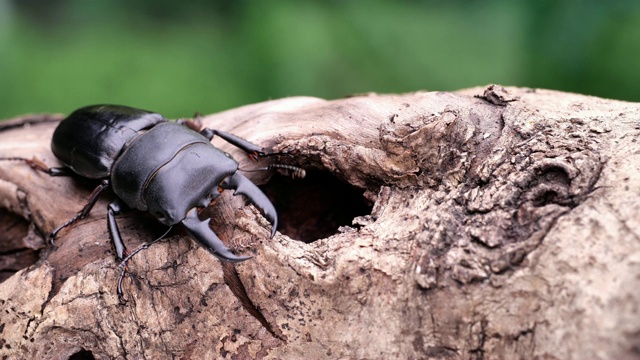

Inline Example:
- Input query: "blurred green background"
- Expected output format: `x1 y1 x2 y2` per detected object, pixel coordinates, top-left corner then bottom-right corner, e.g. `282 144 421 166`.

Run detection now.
1 0 639 119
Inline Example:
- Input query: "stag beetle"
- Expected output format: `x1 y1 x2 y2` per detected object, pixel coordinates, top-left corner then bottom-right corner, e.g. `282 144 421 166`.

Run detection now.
2 105 302 289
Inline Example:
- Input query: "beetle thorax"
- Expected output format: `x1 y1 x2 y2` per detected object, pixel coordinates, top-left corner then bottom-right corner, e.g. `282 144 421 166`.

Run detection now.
110 122 239 225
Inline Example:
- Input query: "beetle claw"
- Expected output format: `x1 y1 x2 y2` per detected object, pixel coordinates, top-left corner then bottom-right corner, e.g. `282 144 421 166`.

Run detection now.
182 209 251 263
223 172 278 238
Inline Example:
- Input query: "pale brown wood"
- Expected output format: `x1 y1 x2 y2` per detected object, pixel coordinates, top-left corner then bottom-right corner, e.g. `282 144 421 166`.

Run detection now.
1 86 639 359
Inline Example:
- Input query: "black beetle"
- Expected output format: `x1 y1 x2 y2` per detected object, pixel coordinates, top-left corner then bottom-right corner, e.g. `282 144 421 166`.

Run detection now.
3 104 301 268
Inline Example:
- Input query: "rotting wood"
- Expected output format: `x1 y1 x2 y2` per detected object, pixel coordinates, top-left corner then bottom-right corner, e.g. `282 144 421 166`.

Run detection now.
0 86 639 359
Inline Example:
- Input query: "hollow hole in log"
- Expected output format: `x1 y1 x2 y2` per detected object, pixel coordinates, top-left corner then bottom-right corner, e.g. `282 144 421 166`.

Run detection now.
261 169 373 243
68 348 95 360
0 209 39 284
532 189 559 207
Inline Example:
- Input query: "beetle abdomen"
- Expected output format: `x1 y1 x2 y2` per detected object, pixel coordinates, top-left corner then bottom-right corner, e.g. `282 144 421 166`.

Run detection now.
51 105 166 178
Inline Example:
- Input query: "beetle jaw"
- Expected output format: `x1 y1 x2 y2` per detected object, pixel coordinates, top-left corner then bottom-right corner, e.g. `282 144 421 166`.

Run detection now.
221 172 278 238
182 208 251 263
181 172 278 263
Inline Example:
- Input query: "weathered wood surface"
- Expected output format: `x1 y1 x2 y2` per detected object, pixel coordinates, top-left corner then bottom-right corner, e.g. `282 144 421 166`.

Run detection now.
0 86 639 359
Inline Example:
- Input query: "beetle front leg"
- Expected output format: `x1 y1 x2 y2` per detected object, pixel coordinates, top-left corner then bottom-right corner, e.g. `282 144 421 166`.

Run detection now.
181 208 251 263
176 120 268 157
108 200 128 259
199 128 269 159
117 226 172 304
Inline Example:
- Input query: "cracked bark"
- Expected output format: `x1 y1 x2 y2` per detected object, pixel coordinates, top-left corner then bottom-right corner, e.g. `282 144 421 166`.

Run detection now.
1 86 639 359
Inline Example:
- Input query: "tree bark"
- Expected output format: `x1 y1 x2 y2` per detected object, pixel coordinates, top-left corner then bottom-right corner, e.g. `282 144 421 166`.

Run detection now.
0 86 639 359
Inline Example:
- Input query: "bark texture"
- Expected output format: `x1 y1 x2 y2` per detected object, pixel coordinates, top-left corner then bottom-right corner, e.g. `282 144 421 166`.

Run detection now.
0 86 639 359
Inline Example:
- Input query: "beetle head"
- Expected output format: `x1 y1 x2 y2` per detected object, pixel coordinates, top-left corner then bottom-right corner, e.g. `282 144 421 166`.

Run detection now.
179 172 278 262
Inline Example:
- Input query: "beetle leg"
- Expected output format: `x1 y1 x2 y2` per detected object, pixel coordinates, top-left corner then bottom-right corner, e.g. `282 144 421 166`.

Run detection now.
117 226 172 304
199 128 268 158
176 117 202 132
182 208 251 263
240 164 306 179
0 156 70 176
222 172 278 238
108 199 128 259
50 179 110 245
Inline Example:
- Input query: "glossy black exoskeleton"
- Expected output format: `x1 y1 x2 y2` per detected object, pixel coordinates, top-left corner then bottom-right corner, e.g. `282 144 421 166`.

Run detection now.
0 104 305 294
46 104 283 265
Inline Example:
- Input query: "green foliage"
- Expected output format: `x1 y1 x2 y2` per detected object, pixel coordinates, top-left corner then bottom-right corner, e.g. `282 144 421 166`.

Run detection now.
1 0 639 119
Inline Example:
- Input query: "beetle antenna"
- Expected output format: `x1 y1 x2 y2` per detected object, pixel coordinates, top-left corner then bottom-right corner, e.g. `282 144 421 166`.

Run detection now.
117 226 173 304
240 164 306 179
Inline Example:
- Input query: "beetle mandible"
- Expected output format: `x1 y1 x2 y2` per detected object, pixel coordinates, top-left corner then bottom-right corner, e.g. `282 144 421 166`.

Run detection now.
3 104 300 267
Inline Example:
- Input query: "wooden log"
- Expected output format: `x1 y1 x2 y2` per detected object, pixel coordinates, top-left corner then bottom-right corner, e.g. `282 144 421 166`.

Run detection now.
0 86 639 359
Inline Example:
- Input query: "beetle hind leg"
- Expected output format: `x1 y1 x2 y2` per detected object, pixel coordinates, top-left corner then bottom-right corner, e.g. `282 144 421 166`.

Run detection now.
50 179 110 245
182 208 251 263
0 156 71 176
